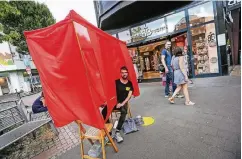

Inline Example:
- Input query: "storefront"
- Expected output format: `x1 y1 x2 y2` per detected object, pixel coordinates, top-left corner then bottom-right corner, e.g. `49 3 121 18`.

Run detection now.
111 1 227 80
224 0 241 67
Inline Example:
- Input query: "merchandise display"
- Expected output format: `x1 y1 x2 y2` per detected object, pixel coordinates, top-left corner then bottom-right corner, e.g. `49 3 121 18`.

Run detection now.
194 37 210 74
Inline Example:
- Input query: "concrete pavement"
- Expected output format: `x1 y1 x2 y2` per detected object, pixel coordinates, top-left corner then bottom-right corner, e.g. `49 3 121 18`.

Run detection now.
58 76 241 159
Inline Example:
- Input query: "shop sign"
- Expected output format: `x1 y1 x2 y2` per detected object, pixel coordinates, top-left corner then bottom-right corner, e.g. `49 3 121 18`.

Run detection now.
23 55 31 67
227 0 240 6
227 0 241 10
131 19 167 42
210 57 218 63
131 26 167 40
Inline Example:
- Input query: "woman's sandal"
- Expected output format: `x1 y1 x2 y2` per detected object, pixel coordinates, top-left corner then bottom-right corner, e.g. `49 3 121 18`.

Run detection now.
185 101 195 106
168 97 175 104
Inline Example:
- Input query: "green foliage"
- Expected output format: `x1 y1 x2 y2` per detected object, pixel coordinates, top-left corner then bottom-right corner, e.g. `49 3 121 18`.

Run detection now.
0 1 56 53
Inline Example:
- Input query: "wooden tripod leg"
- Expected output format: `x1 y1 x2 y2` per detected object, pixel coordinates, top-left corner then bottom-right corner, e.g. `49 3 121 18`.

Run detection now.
128 108 132 118
76 121 94 145
101 133 106 159
104 128 118 153
128 103 132 118
80 135 85 158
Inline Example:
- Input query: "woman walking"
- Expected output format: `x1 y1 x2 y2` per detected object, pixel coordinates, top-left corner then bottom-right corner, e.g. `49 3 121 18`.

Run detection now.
168 47 195 106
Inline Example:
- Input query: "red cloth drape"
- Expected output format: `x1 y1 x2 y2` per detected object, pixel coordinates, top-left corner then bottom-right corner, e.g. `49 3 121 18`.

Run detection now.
24 10 140 129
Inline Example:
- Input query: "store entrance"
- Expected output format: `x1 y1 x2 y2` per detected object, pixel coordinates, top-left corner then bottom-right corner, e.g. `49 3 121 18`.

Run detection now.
138 41 166 79
170 33 193 77
128 32 190 80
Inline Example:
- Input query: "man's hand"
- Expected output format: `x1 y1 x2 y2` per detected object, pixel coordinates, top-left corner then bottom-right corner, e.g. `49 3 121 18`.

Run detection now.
41 97 46 107
116 103 124 108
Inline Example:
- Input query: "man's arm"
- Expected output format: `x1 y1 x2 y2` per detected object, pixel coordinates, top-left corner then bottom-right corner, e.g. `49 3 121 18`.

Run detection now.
117 91 132 108
161 50 169 73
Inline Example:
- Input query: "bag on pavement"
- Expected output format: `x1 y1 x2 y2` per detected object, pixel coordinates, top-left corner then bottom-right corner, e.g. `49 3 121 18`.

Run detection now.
134 115 144 126
122 118 139 135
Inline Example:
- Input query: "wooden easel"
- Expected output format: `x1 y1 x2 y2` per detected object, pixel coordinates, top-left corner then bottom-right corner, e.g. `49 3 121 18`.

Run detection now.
111 102 132 123
75 120 118 159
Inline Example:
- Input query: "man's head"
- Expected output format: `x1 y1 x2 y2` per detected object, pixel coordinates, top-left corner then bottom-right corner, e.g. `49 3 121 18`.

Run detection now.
165 41 171 50
120 66 129 80
41 92 44 97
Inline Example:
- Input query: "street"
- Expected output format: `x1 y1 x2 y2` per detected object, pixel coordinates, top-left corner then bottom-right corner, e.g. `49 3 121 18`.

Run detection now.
54 76 240 159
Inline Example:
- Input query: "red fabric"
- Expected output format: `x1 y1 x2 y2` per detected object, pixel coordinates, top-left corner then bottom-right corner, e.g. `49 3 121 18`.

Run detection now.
24 10 140 129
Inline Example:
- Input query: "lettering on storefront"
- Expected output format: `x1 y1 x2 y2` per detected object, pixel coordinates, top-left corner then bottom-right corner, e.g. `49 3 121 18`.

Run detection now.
207 32 216 47
227 0 240 6
131 25 167 42
227 0 241 10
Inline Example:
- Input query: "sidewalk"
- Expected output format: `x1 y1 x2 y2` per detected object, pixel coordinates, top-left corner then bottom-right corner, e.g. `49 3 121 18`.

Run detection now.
57 76 241 159
5 76 240 159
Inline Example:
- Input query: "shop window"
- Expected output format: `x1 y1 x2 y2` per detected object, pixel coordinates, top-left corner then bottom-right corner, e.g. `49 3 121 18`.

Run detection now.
188 2 214 27
191 23 219 75
118 30 132 44
166 11 186 33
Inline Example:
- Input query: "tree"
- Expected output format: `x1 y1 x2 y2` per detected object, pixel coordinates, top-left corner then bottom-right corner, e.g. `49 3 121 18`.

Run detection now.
0 1 56 53
0 1 20 43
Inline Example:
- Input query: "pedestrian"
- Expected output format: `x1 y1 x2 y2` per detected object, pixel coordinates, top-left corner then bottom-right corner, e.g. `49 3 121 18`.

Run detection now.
168 47 195 105
171 54 184 98
161 41 176 97
101 66 134 143
32 92 48 113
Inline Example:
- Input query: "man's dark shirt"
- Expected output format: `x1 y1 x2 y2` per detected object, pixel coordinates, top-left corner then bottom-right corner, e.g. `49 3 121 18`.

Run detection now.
116 79 134 103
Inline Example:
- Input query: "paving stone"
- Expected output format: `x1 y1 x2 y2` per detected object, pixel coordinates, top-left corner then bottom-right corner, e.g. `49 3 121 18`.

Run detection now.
14 76 240 159
203 134 226 148
218 129 239 142
224 140 238 154
200 125 218 136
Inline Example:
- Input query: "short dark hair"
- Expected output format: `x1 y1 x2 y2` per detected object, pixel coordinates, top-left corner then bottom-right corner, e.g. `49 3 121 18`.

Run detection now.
41 92 44 97
120 66 128 72
174 47 183 57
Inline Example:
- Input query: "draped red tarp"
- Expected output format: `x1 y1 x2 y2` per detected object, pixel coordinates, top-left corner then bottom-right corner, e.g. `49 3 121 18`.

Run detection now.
24 10 140 129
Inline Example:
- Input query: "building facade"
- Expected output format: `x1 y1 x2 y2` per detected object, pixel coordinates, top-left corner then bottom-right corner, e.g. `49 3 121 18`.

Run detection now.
0 42 40 95
224 0 241 69
94 1 240 80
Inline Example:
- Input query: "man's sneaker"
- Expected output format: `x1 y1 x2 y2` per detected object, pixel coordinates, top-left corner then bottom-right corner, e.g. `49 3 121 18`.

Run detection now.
177 94 185 98
104 136 110 145
115 132 123 143
165 95 169 98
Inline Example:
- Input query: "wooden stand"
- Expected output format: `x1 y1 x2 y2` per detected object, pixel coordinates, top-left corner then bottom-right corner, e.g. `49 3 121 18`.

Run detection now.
76 121 118 159
111 103 132 123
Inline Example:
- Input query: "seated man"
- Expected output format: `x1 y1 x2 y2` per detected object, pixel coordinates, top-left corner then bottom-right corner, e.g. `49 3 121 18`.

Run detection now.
102 66 133 143
32 92 48 114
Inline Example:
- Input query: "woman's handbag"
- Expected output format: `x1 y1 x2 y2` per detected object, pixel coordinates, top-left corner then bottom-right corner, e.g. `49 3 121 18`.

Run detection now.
158 64 165 73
